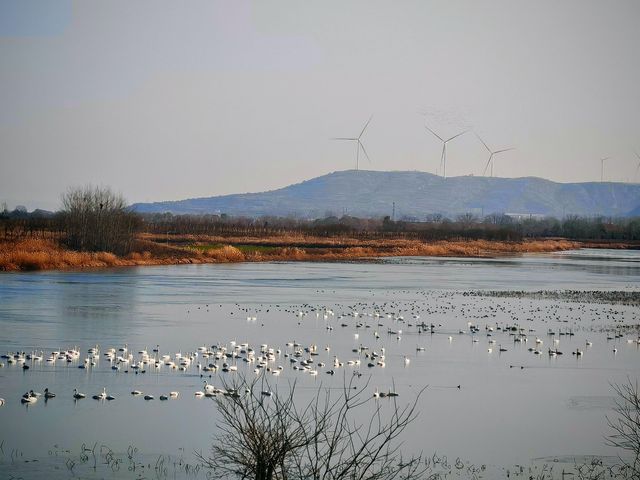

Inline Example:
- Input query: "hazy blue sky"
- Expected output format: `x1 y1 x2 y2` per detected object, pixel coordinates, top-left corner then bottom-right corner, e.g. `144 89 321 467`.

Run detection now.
1 0 640 210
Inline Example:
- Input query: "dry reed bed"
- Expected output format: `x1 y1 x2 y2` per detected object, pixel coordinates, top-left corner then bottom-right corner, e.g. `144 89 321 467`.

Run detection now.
0 237 583 272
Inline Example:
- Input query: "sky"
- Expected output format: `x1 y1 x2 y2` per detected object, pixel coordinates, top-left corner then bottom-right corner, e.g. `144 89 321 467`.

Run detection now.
1 0 640 211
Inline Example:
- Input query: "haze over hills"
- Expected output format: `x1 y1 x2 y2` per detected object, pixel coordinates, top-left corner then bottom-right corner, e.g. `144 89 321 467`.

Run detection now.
132 170 640 219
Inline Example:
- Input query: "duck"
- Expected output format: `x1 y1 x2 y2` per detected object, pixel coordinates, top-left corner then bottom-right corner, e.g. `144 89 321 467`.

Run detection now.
21 394 37 404
44 388 56 399
21 390 38 403
373 387 387 398
92 387 107 400
73 388 86 399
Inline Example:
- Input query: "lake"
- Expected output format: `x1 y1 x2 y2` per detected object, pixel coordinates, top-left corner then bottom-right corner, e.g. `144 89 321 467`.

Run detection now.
0 249 639 478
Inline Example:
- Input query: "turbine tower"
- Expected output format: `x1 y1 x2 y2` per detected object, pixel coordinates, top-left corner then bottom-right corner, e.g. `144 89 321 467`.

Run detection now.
331 115 373 171
424 125 468 178
600 157 610 182
475 133 515 177
634 151 640 183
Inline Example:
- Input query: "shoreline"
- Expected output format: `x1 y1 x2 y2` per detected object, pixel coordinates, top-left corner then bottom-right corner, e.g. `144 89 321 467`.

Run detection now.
0 236 635 272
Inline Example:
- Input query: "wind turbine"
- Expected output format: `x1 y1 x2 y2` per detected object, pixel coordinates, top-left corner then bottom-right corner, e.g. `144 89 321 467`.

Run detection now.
600 157 610 182
331 115 373 171
474 133 515 177
424 125 468 178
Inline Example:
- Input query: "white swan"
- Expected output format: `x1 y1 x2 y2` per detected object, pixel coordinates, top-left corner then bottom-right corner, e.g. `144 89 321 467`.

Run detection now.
203 381 215 394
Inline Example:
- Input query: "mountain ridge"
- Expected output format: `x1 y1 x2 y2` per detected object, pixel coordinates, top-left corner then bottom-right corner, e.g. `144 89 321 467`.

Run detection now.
132 170 640 219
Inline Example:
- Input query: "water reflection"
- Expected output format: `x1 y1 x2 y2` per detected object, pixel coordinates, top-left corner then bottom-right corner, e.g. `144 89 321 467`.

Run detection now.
0 250 638 473
56 272 140 344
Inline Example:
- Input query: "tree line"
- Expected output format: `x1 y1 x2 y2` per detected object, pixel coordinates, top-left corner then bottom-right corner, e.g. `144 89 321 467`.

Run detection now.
2 188 640 251
120 211 640 242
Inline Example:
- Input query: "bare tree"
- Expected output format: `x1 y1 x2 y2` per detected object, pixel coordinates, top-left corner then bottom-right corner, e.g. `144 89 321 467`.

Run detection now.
455 213 477 228
59 185 140 254
197 375 426 480
606 377 640 477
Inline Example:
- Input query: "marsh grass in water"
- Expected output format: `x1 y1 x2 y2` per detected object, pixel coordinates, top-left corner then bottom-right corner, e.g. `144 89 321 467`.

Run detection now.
0 439 636 480
0 440 205 480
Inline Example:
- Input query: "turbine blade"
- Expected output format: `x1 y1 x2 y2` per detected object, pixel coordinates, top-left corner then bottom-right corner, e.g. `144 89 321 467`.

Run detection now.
446 130 469 142
634 150 640 160
493 147 515 155
482 156 492 176
424 125 444 142
474 132 492 154
359 140 371 163
331 137 357 141
358 115 374 139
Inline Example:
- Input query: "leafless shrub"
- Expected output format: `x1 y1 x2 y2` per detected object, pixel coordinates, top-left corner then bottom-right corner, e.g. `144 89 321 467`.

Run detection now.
606 378 640 477
197 375 427 480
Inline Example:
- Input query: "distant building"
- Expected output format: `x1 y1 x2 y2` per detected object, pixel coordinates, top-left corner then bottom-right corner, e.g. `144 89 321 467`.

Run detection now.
504 212 546 221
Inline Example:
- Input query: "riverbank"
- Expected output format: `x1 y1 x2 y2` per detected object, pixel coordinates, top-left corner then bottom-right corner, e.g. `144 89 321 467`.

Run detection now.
0 235 629 272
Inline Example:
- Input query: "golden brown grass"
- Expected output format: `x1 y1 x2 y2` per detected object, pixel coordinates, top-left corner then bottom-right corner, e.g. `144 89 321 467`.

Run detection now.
0 235 592 272
0 238 121 271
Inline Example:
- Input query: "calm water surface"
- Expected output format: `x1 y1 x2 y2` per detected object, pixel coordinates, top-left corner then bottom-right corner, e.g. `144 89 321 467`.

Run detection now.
0 249 639 477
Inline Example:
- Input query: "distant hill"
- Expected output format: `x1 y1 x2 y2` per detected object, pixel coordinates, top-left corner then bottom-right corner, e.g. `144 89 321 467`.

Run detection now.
132 170 640 219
